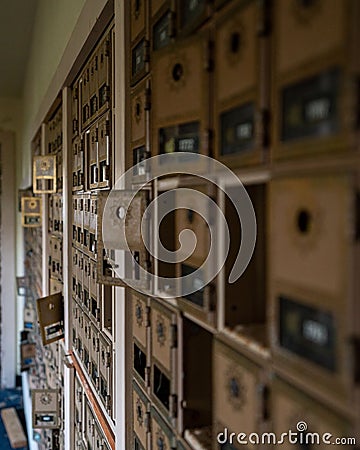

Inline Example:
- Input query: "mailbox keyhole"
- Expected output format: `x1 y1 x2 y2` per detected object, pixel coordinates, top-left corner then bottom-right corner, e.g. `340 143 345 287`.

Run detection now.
230 31 241 54
135 102 141 117
135 0 141 13
297 209 312 234
230 377 240 398
172 63 183 82
137 404 142 421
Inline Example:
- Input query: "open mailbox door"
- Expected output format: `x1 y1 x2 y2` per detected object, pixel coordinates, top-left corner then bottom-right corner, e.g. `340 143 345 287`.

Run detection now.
36 292 64 345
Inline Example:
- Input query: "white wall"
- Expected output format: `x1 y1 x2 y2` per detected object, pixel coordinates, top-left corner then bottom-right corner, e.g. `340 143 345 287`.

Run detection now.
20 0 86 189
0 131 16 388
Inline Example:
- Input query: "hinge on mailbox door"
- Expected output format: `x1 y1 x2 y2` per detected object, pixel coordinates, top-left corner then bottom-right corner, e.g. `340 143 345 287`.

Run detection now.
144 40 150 63
204 39 214 72
260 384 270 421
170 394 178 418
171 324 178 348
145 412 151 433
105 39 111 57
257 0 272 37
106 395 112 411
261 108 270 148
145 366 150 387
169 9 176 38
144 87 151 111
106 351 111 368
355 192 360 241
352 337 360 383
145 306 151 327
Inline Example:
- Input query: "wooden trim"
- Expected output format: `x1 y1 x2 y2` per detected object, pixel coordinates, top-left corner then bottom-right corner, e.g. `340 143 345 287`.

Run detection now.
71 351 115 450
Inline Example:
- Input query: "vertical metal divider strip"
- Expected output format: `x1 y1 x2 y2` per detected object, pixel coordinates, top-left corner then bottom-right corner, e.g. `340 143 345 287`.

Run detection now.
62 86 75 450
114 0 127 449
41 123 49 297
217 179 225 332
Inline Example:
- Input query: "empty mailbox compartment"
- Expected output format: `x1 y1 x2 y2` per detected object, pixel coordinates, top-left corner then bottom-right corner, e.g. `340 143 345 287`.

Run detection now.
223 182 267 347
181 317 212 446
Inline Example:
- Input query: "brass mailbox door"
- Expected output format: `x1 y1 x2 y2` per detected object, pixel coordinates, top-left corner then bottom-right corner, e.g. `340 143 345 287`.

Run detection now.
152 31 211 171
272 378 352 449
133 382 150 450
151 302 174 374
36 293 64 345
32 389 60 429
81 68 90 131
269 173 356 404
274 0 346 77
150 407 175 450
132 292 148 350
214 0 264 167
97 112 111 188
97 31 112 115
131 0 147 44
213 340 262 441
88 123 99 190
99 333 113 414
130 77 150 169
72 81 79 138
85 400 95 449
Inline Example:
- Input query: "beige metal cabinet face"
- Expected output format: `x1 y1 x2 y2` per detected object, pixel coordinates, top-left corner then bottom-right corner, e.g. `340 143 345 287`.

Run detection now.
89 259 98 299
88 123 99 189
274 0 346 75
97 32 112 115
97 112 111 188
73 136 84 191
131 0 147 44
272 378 351 450
72 82 79 138
90 323 100 390
85 400 95 450
82 313 92 372
81 69 90 130
49 278 63 296
213 340 263 443
99 333 112 414
270 173 356 405
133 382 150 450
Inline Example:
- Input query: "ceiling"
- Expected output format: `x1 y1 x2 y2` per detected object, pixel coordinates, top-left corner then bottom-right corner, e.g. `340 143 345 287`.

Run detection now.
0 0 38 97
